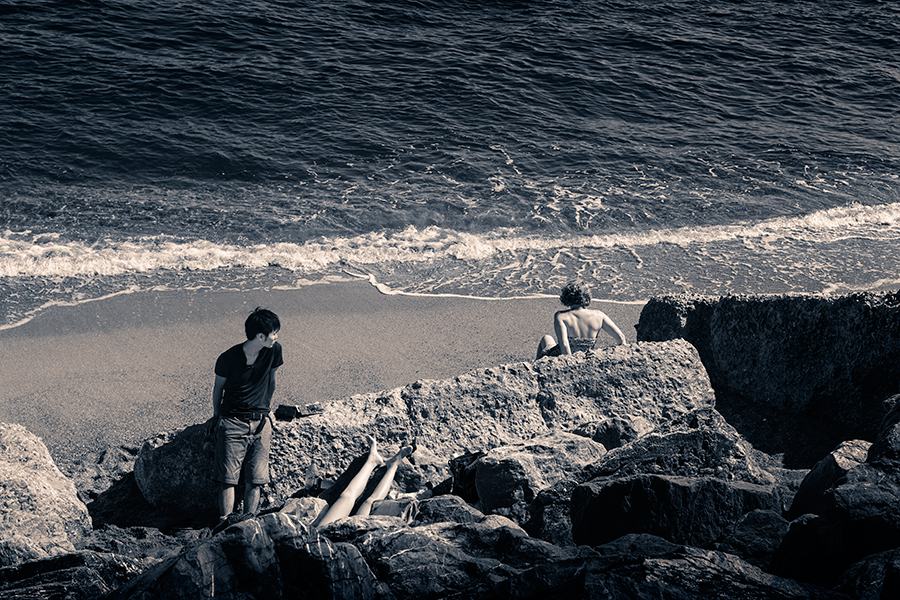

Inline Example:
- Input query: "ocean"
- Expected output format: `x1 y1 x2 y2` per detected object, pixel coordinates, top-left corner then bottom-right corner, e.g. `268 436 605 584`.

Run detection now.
2 0 899 329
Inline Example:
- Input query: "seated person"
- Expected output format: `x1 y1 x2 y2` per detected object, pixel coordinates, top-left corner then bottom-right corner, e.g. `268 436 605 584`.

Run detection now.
536 280 626 360
314 436 416 528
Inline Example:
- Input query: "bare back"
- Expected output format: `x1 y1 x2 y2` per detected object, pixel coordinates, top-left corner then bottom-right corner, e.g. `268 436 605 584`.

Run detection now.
554 306 626 353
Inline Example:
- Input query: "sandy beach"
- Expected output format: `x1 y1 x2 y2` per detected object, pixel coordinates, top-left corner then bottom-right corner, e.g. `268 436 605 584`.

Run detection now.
0 280 644 471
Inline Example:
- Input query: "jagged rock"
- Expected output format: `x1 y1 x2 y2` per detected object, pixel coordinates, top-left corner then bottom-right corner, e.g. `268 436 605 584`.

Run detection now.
589 536 850 600
867 394 900 469
132 422 218 524
472 431 606 524
107 512 390 600
714 509 791 570
414 495 486 526
571 416 649 450
63 445 140 504
103 507 847 600
352 520 579 599
571 474 782 548
834 548 900 600
636 292 900 466
523 479 577 546
0 550 146 600
0 423 93 567
786 439 871 520
772 398 900 587
80 525 199 564
582 407 780 488
133 340 714 521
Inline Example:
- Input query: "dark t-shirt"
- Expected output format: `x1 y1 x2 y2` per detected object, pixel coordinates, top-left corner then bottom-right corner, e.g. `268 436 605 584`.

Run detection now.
215 342 284 416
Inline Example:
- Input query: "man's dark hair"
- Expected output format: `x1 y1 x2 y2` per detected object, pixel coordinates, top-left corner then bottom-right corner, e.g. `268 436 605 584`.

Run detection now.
245 307 281 339
559 281 591 307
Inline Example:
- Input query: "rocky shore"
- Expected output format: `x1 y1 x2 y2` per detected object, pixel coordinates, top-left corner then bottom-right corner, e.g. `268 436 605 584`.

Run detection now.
3 291 900 599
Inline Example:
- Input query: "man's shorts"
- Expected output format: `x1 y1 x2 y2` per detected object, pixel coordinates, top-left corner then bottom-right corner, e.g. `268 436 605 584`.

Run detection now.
212 415 272 486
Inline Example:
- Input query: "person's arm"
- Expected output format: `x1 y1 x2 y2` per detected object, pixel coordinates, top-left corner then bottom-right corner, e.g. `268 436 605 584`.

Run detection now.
554 313 572 355
212 375 227 418
601 315 627 345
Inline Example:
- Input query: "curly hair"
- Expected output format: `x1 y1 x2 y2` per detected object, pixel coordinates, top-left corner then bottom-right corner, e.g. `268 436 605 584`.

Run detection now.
559 281 591 307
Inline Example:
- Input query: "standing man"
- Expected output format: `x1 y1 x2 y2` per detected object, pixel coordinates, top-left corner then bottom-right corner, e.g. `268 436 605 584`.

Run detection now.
211 307 283 526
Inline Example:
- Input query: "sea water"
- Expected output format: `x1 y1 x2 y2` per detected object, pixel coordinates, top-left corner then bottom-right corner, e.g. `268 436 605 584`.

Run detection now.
2 0 899 328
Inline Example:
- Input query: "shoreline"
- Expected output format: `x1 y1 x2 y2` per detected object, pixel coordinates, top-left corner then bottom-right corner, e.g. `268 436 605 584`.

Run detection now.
0 280 645 471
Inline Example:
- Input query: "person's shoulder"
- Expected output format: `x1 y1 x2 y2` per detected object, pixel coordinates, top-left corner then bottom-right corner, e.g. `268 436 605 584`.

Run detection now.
220 343 244 356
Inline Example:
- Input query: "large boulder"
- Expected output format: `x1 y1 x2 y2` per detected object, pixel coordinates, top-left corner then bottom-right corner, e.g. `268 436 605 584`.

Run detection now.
133 340 715 521
636 292 900 466
525 406 799 551
472 431 606 523
0 422 93 567
132 422 218 523
0 550 146 600
571 474 782 548
785 439 871 520
714 509 791 570
834 548 900 600
589 534 848 600
582 407 780 488
772 396 900 587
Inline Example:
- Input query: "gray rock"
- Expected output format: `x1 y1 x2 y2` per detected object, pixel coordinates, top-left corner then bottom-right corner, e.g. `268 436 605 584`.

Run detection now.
134 340 715 521
107 513 391 600
0 422 93 567
414 495 486 526
772 400 900 587
636 292 900 466
593 542 849 600
571 474 782 548
834 548 900 600
0 550 146 600
472 431 606 524
714 509 791 570
132 421 218 521
867 394 900 469
583 408 779 487
523 479 577 547
786 439 871 520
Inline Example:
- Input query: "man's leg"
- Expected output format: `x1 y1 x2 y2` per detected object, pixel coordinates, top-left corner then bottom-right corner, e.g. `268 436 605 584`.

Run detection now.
244 484 262 515
242 416 272 516
214 417 249 520
219 484 236 518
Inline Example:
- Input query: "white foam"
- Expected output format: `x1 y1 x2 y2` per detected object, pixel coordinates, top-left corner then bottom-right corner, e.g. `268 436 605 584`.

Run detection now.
3 201 900 280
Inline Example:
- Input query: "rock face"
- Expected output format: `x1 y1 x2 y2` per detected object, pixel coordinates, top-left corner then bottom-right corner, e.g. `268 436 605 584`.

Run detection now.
472 431 606 522
773 395 900 587
134 340 715 522
572 474 782 548
635 292 900 466
785 439 871 520
132 422 218 523
106 500 843 600
0 423 93 567
0 550 146 600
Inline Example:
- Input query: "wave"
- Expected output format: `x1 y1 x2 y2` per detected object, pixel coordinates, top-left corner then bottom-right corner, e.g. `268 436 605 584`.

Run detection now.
3 202 900 280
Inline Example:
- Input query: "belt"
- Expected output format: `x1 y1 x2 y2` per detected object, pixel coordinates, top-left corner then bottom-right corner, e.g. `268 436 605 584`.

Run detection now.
223 412 269 422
